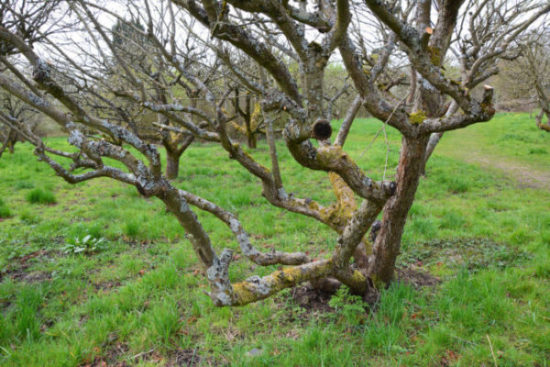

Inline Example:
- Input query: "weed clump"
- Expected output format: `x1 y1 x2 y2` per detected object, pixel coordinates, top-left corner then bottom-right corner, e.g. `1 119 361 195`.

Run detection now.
62 233 108 255
0 198 11 218
26 188 57 204
124 220 140 239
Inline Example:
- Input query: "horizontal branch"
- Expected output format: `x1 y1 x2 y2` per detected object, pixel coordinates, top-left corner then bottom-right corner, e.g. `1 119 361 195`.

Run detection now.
179 189 310 266
209 259 333 306
419 85 495 133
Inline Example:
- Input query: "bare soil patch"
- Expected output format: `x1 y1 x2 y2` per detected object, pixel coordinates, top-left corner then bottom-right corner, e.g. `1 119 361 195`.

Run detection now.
0 249 51 283
396 267 441 289
167 349 202 366
469 155 550 190
291 284 336 313
291 267 440 312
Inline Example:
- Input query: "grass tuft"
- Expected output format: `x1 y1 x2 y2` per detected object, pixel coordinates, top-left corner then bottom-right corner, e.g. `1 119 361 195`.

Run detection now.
123 220 140 239
26 188 57 205
0 198 11 218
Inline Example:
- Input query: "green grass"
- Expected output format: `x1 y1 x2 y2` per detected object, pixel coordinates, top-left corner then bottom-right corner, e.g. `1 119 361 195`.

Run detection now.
0 112 549 366
0 198 11 218
25 188 57 205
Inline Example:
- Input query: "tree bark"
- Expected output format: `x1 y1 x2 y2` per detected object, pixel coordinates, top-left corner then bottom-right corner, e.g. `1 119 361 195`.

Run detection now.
0 139 7 158
246 124 257 149
537 110 550 132
234 88 257 148
244 94 257 148
371 135 430 284
164 146 182 179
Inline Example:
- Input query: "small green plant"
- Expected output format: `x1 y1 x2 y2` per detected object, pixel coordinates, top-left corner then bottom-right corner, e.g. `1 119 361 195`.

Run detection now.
329 287 367 325
62 234 108 255
26 188 57 204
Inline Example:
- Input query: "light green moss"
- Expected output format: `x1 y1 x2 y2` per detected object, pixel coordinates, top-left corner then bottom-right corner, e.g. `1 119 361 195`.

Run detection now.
409 111 427 125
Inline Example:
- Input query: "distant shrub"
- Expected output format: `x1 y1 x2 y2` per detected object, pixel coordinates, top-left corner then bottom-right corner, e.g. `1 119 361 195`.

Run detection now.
26 188 56 204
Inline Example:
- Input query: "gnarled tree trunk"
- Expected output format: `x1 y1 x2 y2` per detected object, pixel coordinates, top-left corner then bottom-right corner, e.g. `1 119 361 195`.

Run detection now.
370 135 430 284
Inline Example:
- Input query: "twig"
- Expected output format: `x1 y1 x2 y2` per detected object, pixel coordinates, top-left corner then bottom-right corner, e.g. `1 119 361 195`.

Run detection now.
132 348 155 360
359 95 408 180
486 334 498 367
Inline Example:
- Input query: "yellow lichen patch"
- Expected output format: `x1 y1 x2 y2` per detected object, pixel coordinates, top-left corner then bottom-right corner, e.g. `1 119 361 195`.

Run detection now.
363 239 373 256
230 121 247 135
231 283 258 305
319 204 345 230
316 173 357 231
337 269 369 292
271 267 301 284
349 269 367 284
409 110 427 125
307 200 320 211
250 102 262 131
168 131 179 142
329 173 355 207
428 46 442 66
328 172 357 224
231 261 334 305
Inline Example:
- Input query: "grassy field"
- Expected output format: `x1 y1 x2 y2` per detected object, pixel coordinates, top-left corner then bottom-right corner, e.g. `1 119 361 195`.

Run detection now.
0 112 549 366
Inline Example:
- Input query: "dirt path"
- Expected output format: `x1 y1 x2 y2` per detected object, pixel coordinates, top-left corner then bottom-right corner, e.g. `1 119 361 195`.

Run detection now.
436 132 550 191
463 154 550 190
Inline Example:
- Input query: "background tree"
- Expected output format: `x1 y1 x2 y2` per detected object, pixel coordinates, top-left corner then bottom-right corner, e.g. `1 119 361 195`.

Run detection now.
417 0 550 170
52 3 222 179
0 0 64 56
0 0 65 158
0 83 38 158
523 31 550 131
